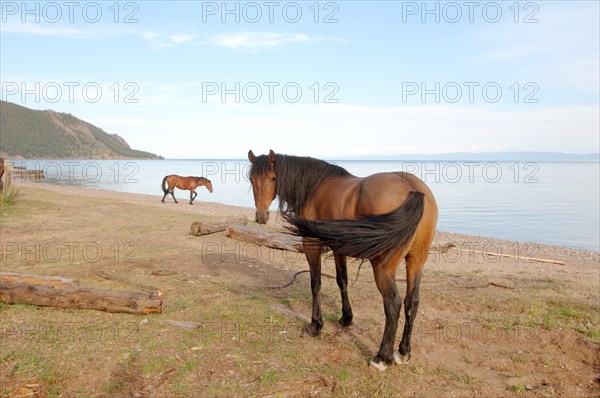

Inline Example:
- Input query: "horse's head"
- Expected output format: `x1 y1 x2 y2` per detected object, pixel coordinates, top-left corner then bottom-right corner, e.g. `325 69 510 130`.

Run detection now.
205 179 213 193
248 149 277 224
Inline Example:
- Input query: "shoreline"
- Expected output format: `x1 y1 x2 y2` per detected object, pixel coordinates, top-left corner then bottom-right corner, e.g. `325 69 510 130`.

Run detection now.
9 179 600 261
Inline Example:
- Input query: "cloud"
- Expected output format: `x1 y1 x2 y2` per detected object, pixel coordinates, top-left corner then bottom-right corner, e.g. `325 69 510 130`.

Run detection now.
1 20 197 49
138 31 199 48
169 34 197 44
1 19 343 53
208 31 345 51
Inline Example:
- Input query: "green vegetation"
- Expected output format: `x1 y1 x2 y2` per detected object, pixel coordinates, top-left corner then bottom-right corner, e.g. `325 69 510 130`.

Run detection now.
0 175 19 206
0 101 162 159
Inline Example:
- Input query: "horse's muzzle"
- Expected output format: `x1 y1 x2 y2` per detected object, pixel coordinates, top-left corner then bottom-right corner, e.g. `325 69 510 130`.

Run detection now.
255 211 269 224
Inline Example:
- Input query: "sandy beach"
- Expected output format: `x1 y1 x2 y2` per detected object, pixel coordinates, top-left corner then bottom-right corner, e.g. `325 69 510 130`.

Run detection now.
1 179 598 397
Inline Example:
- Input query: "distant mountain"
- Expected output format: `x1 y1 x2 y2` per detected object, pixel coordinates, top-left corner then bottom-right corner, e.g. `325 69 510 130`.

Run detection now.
0 101 162 159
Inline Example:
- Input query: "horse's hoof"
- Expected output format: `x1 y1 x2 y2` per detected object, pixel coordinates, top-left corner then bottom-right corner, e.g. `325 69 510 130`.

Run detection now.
369 358 388 372
338 315 353 327
303 322 322 337
394 351 410 365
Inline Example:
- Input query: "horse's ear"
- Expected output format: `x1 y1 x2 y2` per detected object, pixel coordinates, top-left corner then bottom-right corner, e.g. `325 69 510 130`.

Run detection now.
268 150 276 165
248 150 256 163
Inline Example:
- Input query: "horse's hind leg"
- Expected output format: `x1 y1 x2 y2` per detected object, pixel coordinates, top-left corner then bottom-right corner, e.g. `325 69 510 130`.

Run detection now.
369 255 402 371
334 253 353 327
170 189 178 203
395 249 427 365
303 239 324 337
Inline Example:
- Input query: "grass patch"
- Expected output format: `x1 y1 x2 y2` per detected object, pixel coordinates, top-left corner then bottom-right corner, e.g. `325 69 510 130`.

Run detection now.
511 384 527 393
143 358 171 376
323 312 342 323
184 359 199 372
356 377 402 398
2 350 62 394
521 300 599 338
259 368 281 386
170 381 191 395
337 366 351 382
472 298 600 343
0 179 19 206
172 297 194 310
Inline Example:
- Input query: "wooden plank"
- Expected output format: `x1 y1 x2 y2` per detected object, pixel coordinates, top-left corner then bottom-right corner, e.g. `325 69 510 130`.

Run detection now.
226 225 304 253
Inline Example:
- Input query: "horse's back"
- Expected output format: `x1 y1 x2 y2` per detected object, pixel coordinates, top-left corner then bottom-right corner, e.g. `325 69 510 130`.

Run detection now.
354 172 430 212
309 171 437 221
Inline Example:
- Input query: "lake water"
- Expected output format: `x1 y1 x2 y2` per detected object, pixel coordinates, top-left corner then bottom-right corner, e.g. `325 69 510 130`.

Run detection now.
12 159 600 252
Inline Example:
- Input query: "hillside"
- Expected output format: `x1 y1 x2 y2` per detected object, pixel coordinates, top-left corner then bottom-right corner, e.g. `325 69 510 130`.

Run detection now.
0 101 162 159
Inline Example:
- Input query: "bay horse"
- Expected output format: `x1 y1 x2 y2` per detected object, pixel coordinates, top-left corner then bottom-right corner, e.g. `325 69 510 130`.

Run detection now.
161 175 213 204
248 150 438 371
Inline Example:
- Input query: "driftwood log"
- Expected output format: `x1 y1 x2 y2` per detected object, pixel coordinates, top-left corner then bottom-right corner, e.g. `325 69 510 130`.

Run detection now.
190 215 249 236
225 225 303 252
0 272 163 315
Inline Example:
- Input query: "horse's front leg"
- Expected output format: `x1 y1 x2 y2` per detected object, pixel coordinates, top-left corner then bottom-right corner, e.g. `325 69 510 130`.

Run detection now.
189 190 197 205
303 238 323 337
170 189 178 203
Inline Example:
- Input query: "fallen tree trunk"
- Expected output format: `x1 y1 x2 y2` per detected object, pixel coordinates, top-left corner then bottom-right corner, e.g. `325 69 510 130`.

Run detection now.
226 225 303 252
190 215 249 236
0 273 163 315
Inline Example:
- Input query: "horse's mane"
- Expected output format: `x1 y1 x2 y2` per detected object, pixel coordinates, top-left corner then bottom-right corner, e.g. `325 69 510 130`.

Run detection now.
250 154 352 215
197 176 210 181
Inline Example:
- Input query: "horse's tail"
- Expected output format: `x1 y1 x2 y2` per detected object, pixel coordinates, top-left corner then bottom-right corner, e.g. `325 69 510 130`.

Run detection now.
284 191 425 260
161 175 169 194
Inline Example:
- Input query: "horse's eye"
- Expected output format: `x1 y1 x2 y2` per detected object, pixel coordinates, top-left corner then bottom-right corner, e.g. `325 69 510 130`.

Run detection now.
271 177 276 183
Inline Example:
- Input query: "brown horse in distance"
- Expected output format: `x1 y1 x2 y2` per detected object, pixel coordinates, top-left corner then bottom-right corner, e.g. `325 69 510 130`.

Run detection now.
161 175 213 204
248 150 438 371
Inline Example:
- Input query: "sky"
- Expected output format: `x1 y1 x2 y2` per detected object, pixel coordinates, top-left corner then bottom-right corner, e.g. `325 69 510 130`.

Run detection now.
1 0 599 158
